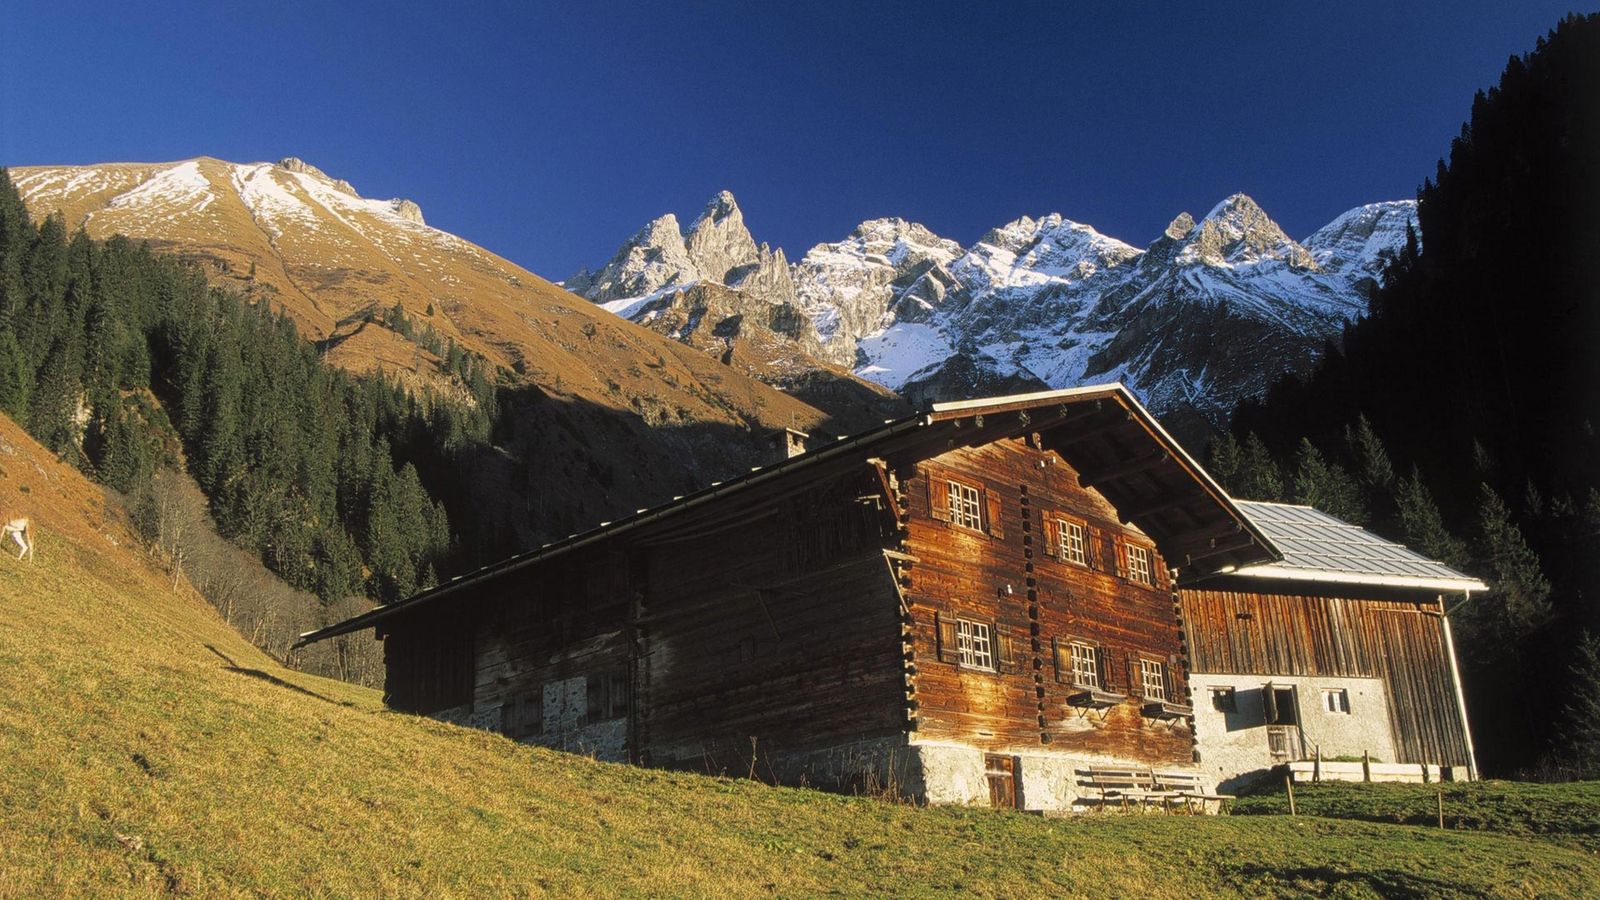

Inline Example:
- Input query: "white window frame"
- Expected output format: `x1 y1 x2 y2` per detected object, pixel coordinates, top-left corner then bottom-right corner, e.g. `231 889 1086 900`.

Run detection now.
1127 544 1154 586
1069 641 1099 688
1058 518 1087 566
1322 689 1350 714
948 481 984 531
1140 658 1168 701
956 618 995 671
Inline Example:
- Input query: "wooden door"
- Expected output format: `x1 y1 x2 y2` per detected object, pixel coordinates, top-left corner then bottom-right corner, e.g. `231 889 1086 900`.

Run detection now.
985 754 1017 809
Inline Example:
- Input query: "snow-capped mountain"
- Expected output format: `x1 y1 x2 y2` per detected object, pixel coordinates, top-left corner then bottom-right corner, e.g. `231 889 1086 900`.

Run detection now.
568 191 1416 437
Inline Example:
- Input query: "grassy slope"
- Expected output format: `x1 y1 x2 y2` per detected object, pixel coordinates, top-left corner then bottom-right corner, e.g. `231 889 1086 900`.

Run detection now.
0 416 1596 898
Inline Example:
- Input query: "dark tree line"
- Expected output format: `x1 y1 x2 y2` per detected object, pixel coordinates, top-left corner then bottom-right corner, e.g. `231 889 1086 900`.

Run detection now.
0 165 502 619
1222 14 1600 776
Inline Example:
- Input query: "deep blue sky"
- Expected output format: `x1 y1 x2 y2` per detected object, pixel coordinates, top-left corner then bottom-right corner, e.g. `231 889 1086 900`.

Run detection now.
2 1 1590 278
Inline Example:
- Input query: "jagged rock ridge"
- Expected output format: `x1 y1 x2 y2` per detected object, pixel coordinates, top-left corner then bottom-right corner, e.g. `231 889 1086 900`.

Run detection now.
569 192 1416 439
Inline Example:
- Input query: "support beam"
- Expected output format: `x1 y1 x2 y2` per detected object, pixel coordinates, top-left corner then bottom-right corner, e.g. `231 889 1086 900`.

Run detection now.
1118 493 1197 524
1182 532 1257 565
1053 410 1133 446
1078 449 1170 490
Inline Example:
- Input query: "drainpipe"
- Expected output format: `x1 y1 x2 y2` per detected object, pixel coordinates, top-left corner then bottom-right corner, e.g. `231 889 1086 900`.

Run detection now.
1439 591 1479 781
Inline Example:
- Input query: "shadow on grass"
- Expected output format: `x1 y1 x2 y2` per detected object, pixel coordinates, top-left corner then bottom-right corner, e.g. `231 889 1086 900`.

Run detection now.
1230 864 1499 900
205 644 353 707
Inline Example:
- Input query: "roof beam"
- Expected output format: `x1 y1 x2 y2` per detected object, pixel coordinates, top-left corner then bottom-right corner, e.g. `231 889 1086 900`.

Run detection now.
1078 449 1170 490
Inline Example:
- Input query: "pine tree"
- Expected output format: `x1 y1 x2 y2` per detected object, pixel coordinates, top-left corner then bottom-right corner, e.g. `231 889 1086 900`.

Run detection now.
1291 438 1368 524
1555 631 1600 775
1395 467 1471 572
1234 433 1284 501
0 328 30 421
1345 415 1397 527
1472 483 1553 639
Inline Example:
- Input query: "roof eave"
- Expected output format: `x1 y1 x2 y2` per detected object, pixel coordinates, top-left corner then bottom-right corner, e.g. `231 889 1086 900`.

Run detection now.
1226 564 1489 594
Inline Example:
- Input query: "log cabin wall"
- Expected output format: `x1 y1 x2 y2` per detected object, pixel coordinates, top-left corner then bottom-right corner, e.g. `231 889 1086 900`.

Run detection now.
900 436 1194 785
639 471 908 778
1179 581 1471 770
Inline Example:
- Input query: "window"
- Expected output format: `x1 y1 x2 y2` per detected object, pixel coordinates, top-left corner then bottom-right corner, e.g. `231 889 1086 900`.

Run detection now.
1210 687 1237 713
1322 689 1350 714
1058 519 1087 566
1126 544 1154 586
586 669 628 723
957 618 995 671
1140 659 1168 701
1069 641 1099 688
948 481 984 531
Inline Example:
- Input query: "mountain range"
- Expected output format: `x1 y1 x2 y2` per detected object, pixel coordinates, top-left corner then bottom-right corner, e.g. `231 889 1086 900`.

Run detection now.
12 158 904 547
564 191 1416 440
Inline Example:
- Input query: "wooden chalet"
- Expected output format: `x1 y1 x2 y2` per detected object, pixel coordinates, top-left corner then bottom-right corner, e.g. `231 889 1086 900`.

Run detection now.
1180 501 1485 790
300 384 1285 811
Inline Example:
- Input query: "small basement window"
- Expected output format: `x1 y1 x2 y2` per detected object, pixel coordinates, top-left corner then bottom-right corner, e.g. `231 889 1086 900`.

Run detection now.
948 481 984 531
957 618 995 671
1322 689 1350 714
1126 544 1154 586
586 669 629 723
1210 687 1237 713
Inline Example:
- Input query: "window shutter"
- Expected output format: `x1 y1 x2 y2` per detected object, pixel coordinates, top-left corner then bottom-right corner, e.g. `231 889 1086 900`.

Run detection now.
986 492 1005 539
928 471 952 523
935 612 958 663
1086 526 1102 570
1127 651 1144 699
1153 551 1170 590
1164 661 1179 703
1052 636 1067 682
1041 513 1060 558
1262 682 1278 723
1097 645 1113 691
1113 535 1129 579
996 624 1019 674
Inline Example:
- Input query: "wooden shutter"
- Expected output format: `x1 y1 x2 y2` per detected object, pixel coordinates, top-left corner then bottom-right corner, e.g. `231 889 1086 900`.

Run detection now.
986 491 1004 539
1127 651 1144 699
1163 659 1179 703
1153 550 1170 590
1096 645 1114 691
1086 526 1102 570
996 624 1019 674
935 612 958 663
928 470 952 523
1052 636 1068 682
1113 535 1129 579
1262 682 1278 723
1041 512 1060 558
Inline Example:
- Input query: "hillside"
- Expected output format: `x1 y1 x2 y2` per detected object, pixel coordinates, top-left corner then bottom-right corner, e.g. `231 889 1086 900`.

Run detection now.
1 411 1595 897
10 158 904 554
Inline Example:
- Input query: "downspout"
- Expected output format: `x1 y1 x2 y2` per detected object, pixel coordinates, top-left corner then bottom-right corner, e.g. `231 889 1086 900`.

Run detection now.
1439 590 1480 780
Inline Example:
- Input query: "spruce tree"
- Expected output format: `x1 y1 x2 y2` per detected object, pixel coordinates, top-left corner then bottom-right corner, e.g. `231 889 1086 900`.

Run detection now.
1235 433 1285 502
1472 483 1553 639
1291 438 1368 524
1556 631 1600 775
1395 467 1471 572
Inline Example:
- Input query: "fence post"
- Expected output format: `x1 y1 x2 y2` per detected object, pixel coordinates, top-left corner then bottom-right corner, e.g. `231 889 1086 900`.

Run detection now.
1362 750 1371 783
1313 746 1321 783
1285 775 1296 817
1437 790 1445 829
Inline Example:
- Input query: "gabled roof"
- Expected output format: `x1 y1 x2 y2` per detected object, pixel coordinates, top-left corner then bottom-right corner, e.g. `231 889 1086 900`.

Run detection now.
296 383 1279 647
1226 500 1487 593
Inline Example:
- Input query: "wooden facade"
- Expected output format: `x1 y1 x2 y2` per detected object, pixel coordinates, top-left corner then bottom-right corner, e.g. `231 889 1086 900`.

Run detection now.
1178 578 1476 785
316 386 1482 810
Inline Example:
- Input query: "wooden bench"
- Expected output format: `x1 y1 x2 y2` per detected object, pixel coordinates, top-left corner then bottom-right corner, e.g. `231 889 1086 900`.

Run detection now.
1150 770 1235 813
1075 767 1179 811
1075 767 1235 813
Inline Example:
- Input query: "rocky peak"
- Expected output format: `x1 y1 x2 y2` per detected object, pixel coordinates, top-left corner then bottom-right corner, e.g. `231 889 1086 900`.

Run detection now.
1186 193 1313 269
727 243 796 306
390 199 425 225
1303 200 1418 285
1164 212 1196 240
684 191 759 284
571 213 701 304
275 157 328 179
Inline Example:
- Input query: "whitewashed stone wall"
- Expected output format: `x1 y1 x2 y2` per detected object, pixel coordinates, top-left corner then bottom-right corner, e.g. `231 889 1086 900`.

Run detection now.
1189 672 1395 792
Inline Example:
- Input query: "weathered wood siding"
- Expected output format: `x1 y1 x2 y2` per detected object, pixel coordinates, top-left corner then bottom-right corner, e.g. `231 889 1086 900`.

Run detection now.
902 437 1193 767
640 474 907 771
381 604 475 715
1179 584 1471 767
